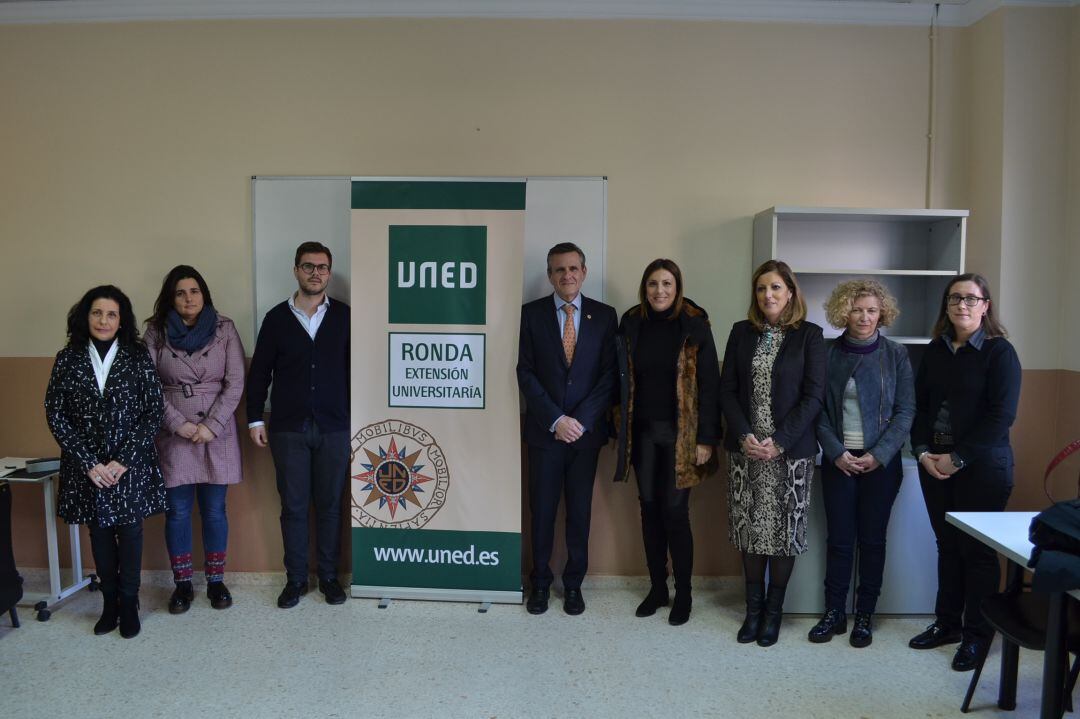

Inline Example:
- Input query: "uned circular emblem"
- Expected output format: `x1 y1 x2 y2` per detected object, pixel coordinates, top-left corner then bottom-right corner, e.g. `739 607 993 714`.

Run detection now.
351 419 450 529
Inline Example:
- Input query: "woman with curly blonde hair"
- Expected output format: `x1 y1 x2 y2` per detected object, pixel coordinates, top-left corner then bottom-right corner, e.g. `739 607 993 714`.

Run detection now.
808 279 914 648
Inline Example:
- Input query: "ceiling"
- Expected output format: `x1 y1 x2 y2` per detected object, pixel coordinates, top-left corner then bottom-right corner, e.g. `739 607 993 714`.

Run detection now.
0 0 1075 27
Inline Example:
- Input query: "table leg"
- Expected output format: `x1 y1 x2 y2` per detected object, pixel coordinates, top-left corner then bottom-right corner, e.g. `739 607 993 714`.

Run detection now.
41 475 61 602
998 561 1022 710
69 522 83 585
1041 591 1068 719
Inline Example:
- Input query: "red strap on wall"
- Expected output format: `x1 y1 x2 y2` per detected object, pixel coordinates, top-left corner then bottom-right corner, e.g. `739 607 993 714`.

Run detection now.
1045 438 1080 501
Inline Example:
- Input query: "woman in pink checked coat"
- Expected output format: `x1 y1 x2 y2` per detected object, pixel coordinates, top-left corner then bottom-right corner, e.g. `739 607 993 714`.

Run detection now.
144 265 245 615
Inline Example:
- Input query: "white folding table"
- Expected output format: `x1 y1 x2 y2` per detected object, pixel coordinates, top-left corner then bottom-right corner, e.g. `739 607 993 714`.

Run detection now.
947 511 1078 719
1 457 96 620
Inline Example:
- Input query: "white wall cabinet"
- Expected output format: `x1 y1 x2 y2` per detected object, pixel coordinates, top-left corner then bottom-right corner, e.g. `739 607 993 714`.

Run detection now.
754 206 968 615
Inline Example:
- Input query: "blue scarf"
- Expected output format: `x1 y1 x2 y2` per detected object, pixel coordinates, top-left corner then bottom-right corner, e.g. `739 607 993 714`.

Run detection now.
166 305 218 354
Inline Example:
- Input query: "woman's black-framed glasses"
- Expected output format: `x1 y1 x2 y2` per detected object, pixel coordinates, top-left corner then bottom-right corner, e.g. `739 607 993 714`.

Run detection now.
946 294 985 307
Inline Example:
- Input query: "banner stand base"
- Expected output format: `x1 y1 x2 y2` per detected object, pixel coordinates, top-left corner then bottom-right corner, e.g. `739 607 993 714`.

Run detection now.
352 585 522 605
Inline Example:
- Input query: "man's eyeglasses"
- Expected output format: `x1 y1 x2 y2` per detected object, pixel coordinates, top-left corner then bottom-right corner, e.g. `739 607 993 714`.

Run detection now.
946 294 985 307
298 262 331 275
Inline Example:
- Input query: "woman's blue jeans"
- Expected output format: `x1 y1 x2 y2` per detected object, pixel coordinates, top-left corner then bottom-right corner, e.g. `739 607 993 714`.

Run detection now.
165 484 228 583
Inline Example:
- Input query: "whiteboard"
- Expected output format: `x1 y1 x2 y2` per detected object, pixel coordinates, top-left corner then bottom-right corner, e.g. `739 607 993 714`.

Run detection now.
251 177 352 340
253 176 607 339
522 177 607 302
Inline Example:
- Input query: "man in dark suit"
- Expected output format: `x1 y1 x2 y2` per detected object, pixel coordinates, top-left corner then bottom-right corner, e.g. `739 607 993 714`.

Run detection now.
517 242 617 615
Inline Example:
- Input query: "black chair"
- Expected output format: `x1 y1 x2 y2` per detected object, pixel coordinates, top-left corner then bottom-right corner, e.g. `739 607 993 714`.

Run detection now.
0 481 24 628
962 589 1080 714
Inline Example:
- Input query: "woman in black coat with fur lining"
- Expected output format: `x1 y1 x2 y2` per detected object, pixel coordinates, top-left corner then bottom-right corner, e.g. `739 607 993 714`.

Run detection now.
614 259 721 626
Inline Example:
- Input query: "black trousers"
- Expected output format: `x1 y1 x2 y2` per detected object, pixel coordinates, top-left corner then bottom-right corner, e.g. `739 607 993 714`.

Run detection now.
632 420 692 591
821 452 902 614
269 422 350 583
919 447 1013 641
527 441 600 591
89 520 144 597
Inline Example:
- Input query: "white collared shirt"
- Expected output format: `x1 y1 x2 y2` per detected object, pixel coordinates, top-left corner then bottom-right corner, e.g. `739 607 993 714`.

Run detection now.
88 339 118 395
288 293 330 340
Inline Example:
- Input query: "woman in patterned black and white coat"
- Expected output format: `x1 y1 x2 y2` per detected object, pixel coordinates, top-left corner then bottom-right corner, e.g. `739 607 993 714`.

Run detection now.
719 260 825 647
45 285 165 638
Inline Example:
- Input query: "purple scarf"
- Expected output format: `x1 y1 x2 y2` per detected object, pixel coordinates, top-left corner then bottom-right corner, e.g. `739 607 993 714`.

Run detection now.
839 330 880 355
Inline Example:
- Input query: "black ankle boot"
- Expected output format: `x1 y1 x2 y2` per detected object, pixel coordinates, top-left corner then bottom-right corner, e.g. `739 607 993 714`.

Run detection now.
668 591 692 626
737 582 766 643
207 581 233 610
850 612 873 648
93 593 119 635
635 583 670 617
168 581 194 615
757 584 787 647
118 594 140 638
808 608 847 643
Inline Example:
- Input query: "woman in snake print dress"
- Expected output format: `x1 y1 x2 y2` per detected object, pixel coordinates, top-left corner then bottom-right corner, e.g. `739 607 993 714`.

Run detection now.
719 260 825 646
45 286 165 638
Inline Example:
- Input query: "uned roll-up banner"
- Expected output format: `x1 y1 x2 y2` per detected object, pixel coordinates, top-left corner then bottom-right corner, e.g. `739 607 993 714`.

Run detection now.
350 178 524 603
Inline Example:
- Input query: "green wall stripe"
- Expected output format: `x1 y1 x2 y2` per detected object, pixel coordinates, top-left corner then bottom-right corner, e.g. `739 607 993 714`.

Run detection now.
351 181 526 210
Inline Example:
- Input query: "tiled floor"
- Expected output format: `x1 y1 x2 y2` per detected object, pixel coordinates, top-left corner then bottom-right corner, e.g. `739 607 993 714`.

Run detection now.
0 576 1052 718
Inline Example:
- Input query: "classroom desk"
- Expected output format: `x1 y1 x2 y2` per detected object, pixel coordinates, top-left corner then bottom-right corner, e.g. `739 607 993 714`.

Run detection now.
1 457 95 621
946 511 1078 719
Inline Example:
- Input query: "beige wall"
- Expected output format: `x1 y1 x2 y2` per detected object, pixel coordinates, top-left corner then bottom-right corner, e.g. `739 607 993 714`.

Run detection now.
1000 7 1071 370
1066 7 1080 372
930 22 972 210
1 13 1075 575
0 19 936 357
964 11 1005 296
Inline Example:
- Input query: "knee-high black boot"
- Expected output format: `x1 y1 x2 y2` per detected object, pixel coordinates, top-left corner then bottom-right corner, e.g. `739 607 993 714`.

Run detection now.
118 593 140 638
93 590 119 635
667 517 693 626
115 522 143 639
635 502 670 617
757 584 788 647
89 525 120 635
737 583 766 643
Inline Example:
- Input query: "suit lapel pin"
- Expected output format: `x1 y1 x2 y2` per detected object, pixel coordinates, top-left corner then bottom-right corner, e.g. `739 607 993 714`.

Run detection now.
586 314 591 320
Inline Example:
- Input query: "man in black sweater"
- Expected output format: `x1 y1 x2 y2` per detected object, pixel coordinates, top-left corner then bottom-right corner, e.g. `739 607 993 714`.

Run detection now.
246 241 350 608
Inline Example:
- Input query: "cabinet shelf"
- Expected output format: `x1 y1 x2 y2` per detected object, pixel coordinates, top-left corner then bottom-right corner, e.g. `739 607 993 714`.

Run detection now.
756 206 959 618
753 206 968 346
793 268 958 277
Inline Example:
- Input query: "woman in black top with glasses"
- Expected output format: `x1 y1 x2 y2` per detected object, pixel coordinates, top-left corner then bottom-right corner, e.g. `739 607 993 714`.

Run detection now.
907 273 1021 672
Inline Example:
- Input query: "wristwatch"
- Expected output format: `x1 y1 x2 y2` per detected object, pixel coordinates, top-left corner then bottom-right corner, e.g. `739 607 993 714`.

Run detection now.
950 452 966 471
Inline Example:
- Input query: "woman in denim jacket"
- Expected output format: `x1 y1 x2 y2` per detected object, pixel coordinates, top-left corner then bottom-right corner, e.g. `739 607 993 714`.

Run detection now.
808 279 914 648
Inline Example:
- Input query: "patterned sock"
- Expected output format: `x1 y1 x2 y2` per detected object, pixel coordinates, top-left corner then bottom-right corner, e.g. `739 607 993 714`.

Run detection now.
170 553 193 583
205 551 226 583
